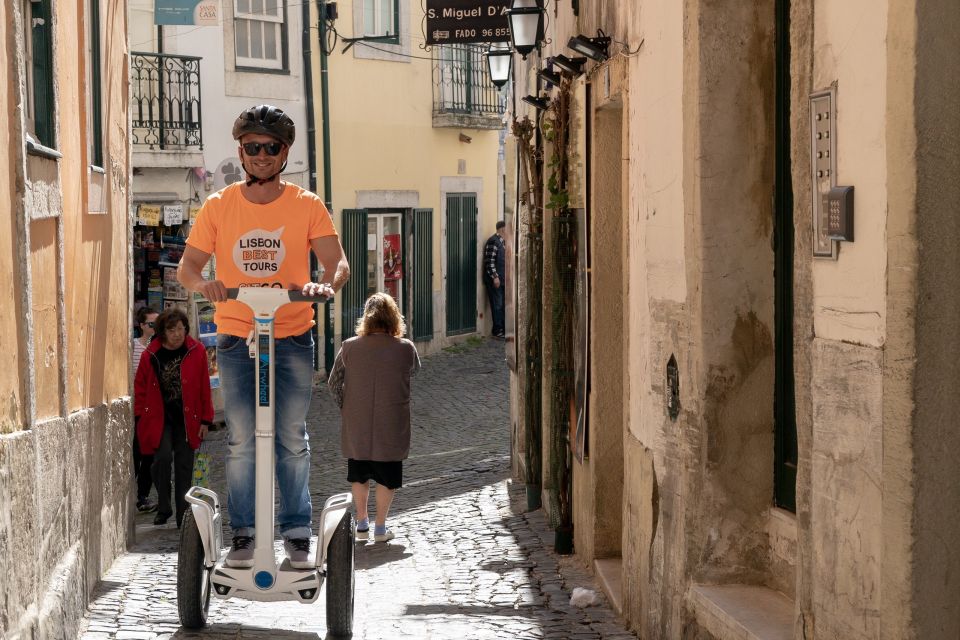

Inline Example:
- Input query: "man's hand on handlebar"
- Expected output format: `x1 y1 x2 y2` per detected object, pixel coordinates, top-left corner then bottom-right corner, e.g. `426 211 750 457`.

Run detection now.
197 279 229 302
300 282 334 300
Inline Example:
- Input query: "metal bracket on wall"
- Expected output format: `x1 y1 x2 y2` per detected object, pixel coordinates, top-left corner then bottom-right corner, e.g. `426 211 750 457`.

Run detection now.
810 85 839 259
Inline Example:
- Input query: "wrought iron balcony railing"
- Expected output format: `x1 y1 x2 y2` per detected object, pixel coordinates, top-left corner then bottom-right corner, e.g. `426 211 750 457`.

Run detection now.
131 52 203 150
432 44 505 125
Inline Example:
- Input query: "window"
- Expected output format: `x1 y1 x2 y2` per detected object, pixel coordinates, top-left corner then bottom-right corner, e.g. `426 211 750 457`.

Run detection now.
235 0 285 70
363 0 397 39
22 0 56 149
86 0 104 168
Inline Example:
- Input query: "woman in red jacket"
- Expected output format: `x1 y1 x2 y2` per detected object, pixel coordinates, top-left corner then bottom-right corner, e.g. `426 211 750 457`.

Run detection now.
134 307 213 527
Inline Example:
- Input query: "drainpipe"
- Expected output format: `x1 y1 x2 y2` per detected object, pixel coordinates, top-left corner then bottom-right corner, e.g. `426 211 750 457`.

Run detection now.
302 0 321 369
302 0 337 373
317 0 336 373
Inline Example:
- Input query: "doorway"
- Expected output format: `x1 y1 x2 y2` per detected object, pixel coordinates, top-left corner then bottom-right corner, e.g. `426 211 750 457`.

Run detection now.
445 192 478 336
774 0 797 512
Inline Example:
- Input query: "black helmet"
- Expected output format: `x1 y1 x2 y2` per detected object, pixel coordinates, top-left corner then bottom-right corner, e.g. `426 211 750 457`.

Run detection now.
232 105 295 146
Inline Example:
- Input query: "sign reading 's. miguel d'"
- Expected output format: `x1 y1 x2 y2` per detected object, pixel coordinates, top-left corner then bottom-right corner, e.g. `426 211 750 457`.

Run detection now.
425 0 511 45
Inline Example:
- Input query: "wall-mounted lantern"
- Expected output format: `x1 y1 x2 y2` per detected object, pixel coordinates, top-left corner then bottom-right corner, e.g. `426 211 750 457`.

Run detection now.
508 0 545 59
486 42 513 89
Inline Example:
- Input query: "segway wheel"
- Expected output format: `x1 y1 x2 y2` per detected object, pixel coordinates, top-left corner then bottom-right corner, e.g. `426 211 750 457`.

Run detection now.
325 511 355 638
177 509 212 629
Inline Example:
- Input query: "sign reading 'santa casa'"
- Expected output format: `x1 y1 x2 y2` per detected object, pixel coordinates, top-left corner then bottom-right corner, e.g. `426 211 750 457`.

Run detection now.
425 0 511 45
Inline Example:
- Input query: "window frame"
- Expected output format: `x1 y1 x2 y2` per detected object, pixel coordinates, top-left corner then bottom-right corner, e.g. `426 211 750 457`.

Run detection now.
362 0 399 43
23 0 57 151
233 0 287 71
86 0 104 169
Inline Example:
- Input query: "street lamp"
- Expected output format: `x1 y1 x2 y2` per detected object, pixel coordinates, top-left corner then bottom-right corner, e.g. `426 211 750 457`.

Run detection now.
508 0 545 60
485 42 513 89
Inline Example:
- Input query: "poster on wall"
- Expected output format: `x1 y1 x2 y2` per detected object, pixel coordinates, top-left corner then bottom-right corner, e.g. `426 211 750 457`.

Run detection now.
155 0 219 26
383 233 402 301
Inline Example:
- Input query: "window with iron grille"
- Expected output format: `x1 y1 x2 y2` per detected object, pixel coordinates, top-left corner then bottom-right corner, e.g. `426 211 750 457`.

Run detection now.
235 0 285 70
433 44 504 119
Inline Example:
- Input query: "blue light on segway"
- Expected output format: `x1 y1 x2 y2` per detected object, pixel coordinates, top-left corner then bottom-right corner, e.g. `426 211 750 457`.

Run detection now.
254 571 274 589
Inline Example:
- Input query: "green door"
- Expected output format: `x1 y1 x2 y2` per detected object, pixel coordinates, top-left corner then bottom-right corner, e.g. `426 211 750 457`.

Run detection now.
445 193 477 336
341 209 368 340
412 209 434 341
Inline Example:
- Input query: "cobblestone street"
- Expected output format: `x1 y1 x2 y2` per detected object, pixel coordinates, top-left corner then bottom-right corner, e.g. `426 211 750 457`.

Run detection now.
79 339 636 640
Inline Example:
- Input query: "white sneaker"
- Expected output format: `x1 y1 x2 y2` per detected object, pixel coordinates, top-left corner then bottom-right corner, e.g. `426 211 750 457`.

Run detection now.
355 522 369 541
225 536 255 568
373 529 395 543
284 538 312 569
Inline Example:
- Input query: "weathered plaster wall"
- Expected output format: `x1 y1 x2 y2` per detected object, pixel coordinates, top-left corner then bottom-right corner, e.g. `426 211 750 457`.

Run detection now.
788 0 817 635
811 1 888 348
0 0 133 636
0 402 133 638
685 0 777 586
573 82 627 562
806 1 889 636
0 5 26 436
909 0 960 635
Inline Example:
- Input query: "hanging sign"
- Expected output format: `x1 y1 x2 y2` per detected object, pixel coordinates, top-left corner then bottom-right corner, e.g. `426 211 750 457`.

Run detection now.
189 205 202 221
155 0 219 26
138 204 161 227
424 0 511 45
163 204 184 226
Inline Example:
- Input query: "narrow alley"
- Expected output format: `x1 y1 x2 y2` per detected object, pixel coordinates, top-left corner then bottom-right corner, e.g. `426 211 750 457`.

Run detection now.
78 339 635 640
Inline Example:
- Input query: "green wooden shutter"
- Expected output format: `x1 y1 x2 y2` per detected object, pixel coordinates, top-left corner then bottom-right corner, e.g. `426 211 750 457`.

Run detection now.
341 209 368 340
445 193 477 335
412 208 434 341
90 0 104 167
32 0 55 148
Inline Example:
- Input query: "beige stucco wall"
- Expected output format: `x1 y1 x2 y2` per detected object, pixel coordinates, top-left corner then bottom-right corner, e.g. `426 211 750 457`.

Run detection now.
0 0 133 636
510 1 958 638
313 0 502 347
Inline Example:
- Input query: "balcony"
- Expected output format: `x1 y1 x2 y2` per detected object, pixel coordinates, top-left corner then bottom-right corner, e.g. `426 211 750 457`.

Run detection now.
130 52 203 164
432 45 505 130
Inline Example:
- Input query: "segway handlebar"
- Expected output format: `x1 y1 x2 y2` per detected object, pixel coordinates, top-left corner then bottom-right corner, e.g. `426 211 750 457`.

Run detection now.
224 287 328 303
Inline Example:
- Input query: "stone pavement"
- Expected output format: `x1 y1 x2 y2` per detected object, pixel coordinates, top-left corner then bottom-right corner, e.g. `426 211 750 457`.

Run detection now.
79 338 637 640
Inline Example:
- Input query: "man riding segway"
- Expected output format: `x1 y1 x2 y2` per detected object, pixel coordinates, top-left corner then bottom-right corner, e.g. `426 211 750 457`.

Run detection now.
175 105 355 634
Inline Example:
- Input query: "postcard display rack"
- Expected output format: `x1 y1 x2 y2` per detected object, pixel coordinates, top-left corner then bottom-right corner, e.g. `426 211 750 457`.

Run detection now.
133 204 223 416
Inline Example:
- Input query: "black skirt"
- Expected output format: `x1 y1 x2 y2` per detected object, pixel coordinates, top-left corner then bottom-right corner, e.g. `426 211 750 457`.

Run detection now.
347 458 403 489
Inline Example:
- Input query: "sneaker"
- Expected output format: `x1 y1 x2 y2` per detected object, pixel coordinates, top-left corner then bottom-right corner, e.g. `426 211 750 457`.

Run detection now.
137 498 157 513
355 522 369 541
284 538 312 569
226 536 255 568
153 512 171 526
373 529 395 543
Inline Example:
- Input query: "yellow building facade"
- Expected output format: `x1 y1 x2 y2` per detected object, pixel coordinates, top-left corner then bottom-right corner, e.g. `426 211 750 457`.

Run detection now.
310 0 506 356
0 0 132 636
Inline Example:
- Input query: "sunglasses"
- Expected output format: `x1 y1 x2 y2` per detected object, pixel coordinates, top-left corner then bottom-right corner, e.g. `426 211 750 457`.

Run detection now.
242 141 284 157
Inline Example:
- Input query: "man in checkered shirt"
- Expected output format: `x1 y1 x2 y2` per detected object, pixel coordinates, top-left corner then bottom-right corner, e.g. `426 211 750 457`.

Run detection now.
482 220 507 338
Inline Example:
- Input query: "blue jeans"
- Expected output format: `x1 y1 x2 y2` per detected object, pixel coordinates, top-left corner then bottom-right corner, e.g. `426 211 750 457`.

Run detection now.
485 280 505 336
217 330 315 540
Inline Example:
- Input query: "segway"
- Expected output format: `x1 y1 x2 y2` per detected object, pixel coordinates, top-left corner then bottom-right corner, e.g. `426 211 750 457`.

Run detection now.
176 287 355 637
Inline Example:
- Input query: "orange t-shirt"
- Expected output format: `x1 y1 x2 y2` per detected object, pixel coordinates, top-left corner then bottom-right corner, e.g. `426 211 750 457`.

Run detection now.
186 182 338 338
